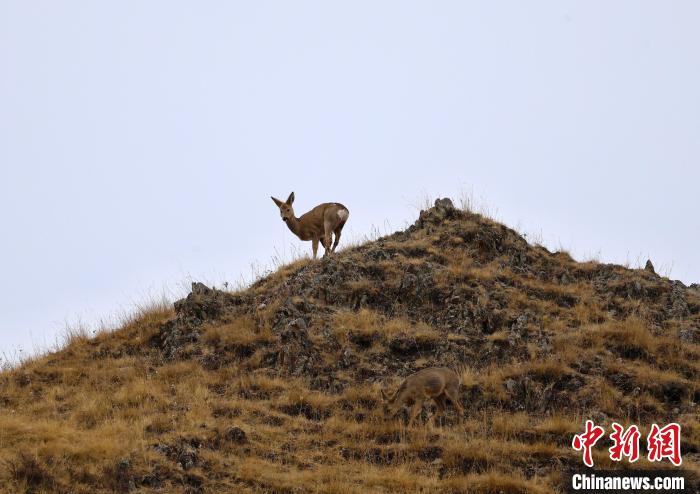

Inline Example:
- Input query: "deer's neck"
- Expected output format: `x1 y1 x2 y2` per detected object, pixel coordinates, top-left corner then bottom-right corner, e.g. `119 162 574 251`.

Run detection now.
390 383 407 406
388 390 405 415
285 216 302 237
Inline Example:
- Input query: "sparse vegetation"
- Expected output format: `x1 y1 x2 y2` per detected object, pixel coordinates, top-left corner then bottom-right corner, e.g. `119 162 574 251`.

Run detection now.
1 199 698 493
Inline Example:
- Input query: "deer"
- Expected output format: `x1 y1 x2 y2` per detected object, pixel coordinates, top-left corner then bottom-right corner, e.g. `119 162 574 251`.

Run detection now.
271 192 350 259
380 367 464 426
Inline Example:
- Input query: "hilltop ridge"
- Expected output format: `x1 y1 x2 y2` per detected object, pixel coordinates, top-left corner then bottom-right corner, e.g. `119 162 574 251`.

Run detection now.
1 199 698 493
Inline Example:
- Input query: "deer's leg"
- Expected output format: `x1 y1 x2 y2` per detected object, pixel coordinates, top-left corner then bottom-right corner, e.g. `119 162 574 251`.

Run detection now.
322 219 334 257
444 385 464 414
433 395 447 414
408 400 423 427
331 227 341 252
312 238 319 259
430 395 446 428
332 219 347 253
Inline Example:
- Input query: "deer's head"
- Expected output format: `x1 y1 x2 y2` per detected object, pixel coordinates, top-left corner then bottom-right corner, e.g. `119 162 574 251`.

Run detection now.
380 388 400 418
271 192 295 223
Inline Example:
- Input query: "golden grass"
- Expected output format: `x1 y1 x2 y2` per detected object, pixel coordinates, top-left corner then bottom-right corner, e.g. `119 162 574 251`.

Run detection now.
202 315 275 348
3 307 691 491
2 205 699 493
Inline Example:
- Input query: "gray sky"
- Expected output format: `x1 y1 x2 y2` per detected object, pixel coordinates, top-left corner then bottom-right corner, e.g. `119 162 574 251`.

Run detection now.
1 1 699 359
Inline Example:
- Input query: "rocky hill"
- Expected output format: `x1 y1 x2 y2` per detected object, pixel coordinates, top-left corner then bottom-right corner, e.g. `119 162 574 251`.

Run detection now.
1 200 699 493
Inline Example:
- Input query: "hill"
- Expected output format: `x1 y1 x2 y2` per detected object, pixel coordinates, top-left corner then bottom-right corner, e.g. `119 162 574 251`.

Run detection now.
1 199 699 493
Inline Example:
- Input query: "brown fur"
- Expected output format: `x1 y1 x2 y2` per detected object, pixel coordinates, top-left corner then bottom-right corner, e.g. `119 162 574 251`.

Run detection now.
380 367 464 426
271 192 350 258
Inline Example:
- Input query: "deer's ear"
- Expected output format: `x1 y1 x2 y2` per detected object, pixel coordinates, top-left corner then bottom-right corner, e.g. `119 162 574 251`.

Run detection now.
286 192 295 205
271 196 284 207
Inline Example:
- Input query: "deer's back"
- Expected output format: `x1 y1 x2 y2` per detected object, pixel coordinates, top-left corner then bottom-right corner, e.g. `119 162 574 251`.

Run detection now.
404 367 458 398
299 203 348 230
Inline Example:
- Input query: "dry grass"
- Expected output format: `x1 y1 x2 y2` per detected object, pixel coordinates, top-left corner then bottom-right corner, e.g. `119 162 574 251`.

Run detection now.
2 202 699 493
202 316 275 349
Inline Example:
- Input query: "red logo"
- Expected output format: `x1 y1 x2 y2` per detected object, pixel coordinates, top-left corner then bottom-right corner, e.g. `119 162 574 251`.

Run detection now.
572 420 605 467
609 422 641 462
573 421 683 467
647 423 682 466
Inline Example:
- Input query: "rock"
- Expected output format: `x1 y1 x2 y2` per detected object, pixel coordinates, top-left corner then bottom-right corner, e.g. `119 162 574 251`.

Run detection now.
418 446 443 462
151 282 244 359
386 337 418 357
280 318 308 342
397 266 437 304
191 282 210 295
399 273 418 292
110 458 135 493
153 438 201 470
667 281 690 319
510 250 529 271
510 315 529 338
140 469 165 489
199 352 224 371
150 319 199 360
224 427 247 444
179 450 197 470
660 382 686 404
469 303 502 335
290 317 308 330
633 281 643 295
644 260 656 274
365 248 392 262
15 373 31 387
434 197 454 211
505 316 528 348
338 346 359 368
275 313 322 376
679 325 699 344
433 198 455 220
408 198 463 232
272 299 312 333
348 330 377 349
174 282 243 326
310 372 346 393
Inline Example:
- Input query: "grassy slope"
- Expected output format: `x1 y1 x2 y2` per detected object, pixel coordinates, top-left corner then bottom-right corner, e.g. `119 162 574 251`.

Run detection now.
1 202 699 493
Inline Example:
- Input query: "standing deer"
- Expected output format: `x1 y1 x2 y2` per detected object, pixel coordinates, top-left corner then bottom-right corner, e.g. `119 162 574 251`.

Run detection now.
380 367 464 426
271 192 350 259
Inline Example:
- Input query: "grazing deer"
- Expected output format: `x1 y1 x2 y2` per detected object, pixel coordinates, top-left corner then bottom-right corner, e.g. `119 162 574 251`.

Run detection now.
380 367 464 426
271 192 350 259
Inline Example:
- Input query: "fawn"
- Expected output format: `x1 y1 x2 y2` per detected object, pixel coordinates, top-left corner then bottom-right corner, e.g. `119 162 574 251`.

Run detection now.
380 367 464 426
271 192 349 259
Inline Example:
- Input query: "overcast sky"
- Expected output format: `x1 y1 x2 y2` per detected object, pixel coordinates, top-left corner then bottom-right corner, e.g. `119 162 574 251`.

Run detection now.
1 1 699 360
